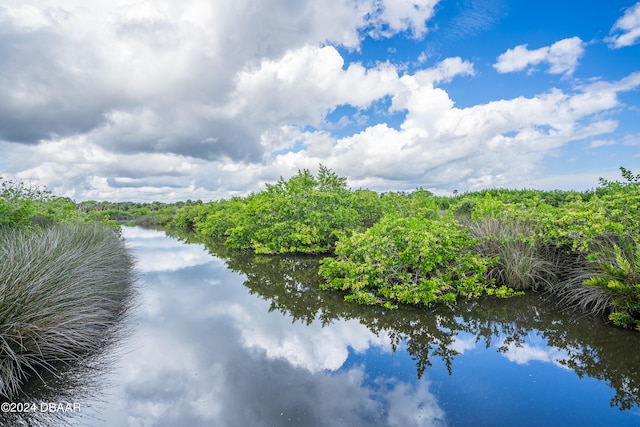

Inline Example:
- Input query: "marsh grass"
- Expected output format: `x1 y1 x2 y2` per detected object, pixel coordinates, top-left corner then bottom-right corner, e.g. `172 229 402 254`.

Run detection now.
468 217 557 291
468 216 640 328
0 223 136 399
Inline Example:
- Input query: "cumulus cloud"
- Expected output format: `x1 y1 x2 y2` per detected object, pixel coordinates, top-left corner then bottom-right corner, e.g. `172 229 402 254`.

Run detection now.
230 45 401 130
0 0 455 200
413 56 475 84
607 2 640 48
300 72 635 192
493 37 586 75
371 0 440 39
0 0 417 148
0 0 637 201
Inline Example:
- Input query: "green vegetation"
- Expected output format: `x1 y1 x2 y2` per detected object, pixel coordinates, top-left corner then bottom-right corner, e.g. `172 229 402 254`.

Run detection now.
77 200 186 227
0 178 80 227
167 166 640 331
0 224 135 399
583 237 640 329
319 215 513 308
0 177 136 399
180 165 386 254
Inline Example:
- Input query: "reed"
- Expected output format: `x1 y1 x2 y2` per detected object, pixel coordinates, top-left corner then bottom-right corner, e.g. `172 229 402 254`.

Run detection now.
0 223 136 399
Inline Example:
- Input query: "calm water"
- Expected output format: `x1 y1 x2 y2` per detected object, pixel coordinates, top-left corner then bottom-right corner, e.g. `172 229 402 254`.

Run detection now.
7 227 640 426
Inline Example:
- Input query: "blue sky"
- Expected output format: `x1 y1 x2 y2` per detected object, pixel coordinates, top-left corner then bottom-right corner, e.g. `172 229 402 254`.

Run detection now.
0 0 639 201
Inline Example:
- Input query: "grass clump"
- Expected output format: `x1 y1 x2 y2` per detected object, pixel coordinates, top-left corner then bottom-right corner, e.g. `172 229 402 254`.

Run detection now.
467 217 557 291
0 223 136 399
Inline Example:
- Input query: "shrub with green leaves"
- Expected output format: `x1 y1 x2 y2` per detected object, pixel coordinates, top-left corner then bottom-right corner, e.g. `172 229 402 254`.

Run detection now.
584 238 640 330
1 177 87 228
168 165 640 331
319 215 510 308
0 178 42 227
224 166 362 254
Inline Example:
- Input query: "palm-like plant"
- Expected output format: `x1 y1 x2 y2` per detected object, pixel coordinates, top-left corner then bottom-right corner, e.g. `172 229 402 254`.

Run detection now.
584 240 640 330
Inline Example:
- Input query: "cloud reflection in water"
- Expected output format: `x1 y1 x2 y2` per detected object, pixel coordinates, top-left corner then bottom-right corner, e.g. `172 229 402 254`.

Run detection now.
75 228 445 426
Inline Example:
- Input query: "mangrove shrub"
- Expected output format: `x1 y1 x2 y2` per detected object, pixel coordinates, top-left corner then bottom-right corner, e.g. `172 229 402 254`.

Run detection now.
319 214 513 308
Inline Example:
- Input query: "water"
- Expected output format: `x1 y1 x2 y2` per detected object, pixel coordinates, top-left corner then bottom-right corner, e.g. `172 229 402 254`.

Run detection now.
8 227 640 426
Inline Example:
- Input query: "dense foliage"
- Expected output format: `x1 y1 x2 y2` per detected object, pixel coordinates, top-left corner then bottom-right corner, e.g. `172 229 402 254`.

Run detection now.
8 167 633 331
77 200 185 227
223 166 362 254
319 214 516 308
176 166 388 254
166 166 640 331
0 178 81 227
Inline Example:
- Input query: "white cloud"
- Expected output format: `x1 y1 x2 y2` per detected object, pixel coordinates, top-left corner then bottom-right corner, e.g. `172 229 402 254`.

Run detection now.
230 45 402 127
10 70 638 201
622 133 640 146
0 4 52 30
0 0 416 149
307 73 633 192
494 44 548 74
414 56 476 84
0 0 637 201
607 2 640 48
500 336 569 369
373 0 440 38
588 139 616 149
494 37 586 75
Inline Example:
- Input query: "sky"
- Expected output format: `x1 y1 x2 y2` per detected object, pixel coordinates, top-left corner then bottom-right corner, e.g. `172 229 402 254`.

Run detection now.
1 0 639 202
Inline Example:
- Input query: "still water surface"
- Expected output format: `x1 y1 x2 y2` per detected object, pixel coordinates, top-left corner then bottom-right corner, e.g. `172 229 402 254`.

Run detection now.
11 227 640 426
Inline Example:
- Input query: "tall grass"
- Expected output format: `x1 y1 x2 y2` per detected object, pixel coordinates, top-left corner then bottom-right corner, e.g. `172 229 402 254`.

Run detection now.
469 218 638 327
468 217 557 291
0 223 136 399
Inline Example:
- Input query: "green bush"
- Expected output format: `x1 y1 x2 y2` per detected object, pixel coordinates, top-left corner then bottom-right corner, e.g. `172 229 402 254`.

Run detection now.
583 237 640 330
0 179 41 227
319 214 510 308
166 166 640 330
224 166 362 254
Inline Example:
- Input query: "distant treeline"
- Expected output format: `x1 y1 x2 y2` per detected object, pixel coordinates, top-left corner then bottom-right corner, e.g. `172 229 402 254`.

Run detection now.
74 199 200 227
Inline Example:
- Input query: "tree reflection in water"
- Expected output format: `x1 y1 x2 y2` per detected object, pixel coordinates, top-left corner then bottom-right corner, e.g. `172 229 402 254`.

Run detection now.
190 234 640 411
